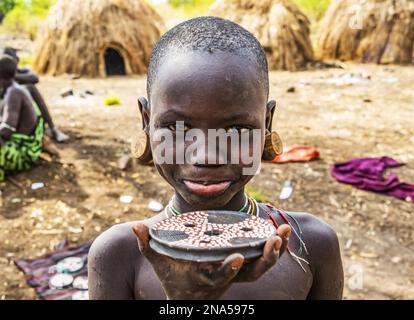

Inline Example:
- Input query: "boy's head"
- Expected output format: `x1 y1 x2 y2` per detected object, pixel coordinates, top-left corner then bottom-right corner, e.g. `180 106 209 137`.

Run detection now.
140 17 276 209
0 54 17 85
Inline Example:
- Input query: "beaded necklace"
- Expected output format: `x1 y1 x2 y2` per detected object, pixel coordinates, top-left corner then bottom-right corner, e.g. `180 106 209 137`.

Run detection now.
164 193 259 218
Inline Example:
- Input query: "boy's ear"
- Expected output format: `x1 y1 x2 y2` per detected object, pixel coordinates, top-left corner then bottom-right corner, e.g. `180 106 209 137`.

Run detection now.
265 100 276 131
138 97 150 131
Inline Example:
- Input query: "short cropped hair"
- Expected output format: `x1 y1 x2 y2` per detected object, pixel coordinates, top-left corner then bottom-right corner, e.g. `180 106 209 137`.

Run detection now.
147 16 269 99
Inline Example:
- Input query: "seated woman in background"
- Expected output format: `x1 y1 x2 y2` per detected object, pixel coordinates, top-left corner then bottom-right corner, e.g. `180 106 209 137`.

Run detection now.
0 54 44 181
2 47 69 143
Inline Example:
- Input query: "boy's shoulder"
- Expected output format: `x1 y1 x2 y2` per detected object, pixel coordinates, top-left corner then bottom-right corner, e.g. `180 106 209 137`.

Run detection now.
285 210 337 239
262 204 340 259
279 210 341 265
88 218 161 299
264 205 337 241
88 214 165 265
88 221 140 273
90 221 137 253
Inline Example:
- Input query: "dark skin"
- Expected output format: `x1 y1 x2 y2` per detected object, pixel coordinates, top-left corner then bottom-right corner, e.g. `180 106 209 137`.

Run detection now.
88 52 344 300
0 78 38 145
6 53 69 142
14 69 54 129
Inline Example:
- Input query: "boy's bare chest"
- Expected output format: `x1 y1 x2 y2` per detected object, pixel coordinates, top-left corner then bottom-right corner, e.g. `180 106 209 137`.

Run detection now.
134 254 313 300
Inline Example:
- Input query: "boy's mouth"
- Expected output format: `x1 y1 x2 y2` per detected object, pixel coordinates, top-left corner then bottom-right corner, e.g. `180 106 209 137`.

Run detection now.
182 180 232 197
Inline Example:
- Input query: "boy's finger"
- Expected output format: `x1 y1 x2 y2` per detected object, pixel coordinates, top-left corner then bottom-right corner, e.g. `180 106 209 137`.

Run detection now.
239 236 280 281
197 253 244 287
258 236 281 274
276 224 291 257
219 253 244 281
263 235 282 259
277 224 292 239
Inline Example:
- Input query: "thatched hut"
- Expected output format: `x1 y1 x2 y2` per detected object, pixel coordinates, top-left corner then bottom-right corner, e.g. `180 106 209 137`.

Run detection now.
319 0 414 64
34 0 165 77
208 0 314 71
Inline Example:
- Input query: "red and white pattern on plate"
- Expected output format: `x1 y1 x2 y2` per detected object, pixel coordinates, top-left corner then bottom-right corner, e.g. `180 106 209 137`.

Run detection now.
152 211 276 248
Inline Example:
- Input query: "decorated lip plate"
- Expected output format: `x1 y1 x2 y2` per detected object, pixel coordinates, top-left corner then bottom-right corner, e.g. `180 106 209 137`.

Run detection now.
149 211 277 262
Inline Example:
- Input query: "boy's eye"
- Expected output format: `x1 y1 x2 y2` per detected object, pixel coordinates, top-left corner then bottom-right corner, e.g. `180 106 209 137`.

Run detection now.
226 126 250 134
167 123 190 132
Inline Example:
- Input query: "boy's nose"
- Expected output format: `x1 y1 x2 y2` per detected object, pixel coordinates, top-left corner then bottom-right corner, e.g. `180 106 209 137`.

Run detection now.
186 139 228 167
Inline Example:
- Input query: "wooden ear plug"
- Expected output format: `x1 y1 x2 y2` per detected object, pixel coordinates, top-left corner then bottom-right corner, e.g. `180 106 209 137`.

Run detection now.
131 129 152 163
262 131 283 161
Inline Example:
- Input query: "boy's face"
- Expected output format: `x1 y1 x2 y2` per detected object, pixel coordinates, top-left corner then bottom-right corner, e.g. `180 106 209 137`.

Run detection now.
145 52 271 209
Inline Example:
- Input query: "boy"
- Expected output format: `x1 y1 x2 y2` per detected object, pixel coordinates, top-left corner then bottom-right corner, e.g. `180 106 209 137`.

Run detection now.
0 54 44 181
2 47 69 143
88 17 344 299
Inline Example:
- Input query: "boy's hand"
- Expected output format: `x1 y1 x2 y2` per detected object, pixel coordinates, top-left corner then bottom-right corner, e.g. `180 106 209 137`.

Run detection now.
233 224 290 282
132 223 290 300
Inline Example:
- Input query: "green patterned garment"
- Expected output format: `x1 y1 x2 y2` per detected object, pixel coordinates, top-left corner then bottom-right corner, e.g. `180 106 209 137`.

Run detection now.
0 102 44 181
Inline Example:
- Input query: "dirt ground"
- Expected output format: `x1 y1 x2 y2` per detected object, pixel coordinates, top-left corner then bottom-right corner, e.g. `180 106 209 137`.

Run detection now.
0 56 413 299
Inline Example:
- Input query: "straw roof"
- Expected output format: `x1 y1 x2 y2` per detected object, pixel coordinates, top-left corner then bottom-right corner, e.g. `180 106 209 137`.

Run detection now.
34 0 165 77
319 0 414 64
209 0 314 71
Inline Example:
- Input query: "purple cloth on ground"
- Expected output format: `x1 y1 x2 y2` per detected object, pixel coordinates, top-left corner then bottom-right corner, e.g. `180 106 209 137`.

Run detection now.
14 242 91 300
331 156 414 201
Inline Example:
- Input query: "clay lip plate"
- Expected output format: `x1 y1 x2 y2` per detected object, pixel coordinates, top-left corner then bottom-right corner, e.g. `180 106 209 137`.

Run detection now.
149 210 277 262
